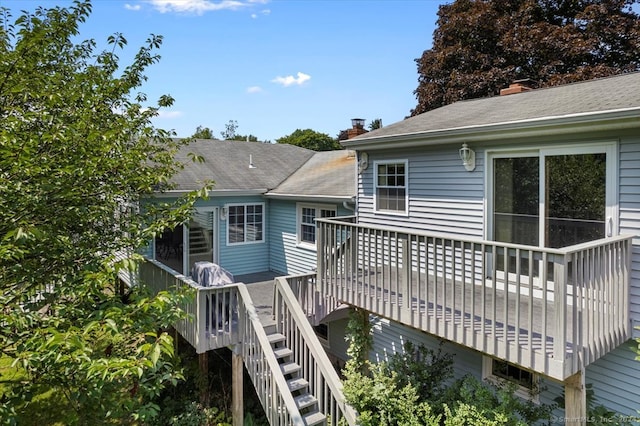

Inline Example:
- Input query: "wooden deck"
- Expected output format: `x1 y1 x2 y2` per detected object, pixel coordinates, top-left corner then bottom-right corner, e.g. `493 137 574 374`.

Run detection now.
316 216 632 381
139 260 356 425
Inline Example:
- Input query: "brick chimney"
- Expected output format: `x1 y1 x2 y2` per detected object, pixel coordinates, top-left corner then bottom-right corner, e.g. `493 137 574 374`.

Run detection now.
347 118 368 139
500 78 536 96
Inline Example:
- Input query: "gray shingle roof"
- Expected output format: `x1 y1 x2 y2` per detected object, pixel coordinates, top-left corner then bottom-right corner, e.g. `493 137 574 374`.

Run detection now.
171 139 315 191
268 150 356 199
346 72 640 143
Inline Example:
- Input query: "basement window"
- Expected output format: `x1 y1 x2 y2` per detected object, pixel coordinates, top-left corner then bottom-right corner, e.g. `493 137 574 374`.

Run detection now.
483 357 539 402
313 323 329 345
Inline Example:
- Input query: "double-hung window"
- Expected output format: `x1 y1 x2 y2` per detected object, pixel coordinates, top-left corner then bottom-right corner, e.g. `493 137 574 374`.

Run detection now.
298 204 336 247
227 203 264 245
375 160 408 214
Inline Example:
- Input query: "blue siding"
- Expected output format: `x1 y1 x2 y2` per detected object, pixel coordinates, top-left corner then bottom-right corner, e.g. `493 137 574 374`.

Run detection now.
358 146 485 237
269 199 353 275
217 195 270 276
586 344 640 418
620 136 640 329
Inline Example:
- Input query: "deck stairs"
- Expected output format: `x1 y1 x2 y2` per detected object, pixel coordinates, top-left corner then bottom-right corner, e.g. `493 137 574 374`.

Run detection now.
267 331 327 426
138 258 356 426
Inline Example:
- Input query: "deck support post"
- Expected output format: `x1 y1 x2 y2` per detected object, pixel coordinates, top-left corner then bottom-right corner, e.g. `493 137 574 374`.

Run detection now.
564 369 586 426
198 352 209 407
232 345 244 426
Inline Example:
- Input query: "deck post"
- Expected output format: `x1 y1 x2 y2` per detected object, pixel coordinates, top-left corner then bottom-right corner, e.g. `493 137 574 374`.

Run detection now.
232 345 244 426
198 352 209 406
564 369 586 425
553 257 567 362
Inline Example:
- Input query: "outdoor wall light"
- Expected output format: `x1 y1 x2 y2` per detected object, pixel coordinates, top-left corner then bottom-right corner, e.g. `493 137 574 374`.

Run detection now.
459 143 476 172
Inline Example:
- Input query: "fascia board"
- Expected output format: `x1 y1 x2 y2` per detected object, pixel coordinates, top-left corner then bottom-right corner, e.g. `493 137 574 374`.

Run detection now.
153 189 267 198
343 108 640 150
264 193 354 203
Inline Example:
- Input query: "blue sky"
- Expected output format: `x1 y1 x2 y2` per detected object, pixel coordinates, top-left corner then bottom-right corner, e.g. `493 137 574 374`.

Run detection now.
6 0 444 141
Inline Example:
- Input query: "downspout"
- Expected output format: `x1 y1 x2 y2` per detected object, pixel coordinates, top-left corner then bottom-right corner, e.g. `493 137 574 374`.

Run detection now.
342 199 355 212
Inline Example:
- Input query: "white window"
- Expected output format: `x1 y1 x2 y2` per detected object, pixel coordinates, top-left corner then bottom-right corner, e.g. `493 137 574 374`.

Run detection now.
482 357 539 402
227 203 264 245
374 160 408 214
297 203 336 247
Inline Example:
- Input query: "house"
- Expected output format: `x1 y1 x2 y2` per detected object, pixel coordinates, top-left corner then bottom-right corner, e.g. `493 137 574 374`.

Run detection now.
140 138 359 426
317 72 640 421
148 139 356 279
139 74 640 425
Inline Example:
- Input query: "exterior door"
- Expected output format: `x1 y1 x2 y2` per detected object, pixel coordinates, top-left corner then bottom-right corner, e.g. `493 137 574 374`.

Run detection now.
185 208 219 275
490 143 616 279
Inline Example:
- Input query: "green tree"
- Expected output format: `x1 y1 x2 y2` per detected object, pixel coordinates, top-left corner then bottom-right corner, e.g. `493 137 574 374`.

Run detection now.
369 118 382 130
276 128 341 151
229 134 259 142
0 2 208 423
220 119 238 140
192 125 215 139
412 0 640 115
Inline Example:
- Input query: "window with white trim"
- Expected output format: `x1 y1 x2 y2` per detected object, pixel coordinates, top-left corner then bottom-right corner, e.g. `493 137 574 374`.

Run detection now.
483 357 539 401
375 160 408 213
227 203 264 245
297 203 336 246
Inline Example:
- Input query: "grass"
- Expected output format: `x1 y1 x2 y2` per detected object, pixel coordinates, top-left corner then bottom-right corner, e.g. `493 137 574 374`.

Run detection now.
0 356 73 426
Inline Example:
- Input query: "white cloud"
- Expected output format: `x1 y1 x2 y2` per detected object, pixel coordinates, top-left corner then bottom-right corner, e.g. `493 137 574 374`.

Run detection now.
251 8 270 18
148 0 254 14
156 110 184 119
124 3 142 11
247 86 263 94
271 72 311 87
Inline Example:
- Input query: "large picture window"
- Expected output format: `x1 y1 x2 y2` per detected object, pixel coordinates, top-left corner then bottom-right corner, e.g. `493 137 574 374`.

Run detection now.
298 204 336 246
227 203 264 245
375 160 408 214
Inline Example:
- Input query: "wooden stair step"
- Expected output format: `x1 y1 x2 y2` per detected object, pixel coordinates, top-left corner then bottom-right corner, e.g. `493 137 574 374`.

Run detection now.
273 347 293 360
294 393 318 410
267 332 286 345
303 411 326 426
280 362 301 376
287 377 309 393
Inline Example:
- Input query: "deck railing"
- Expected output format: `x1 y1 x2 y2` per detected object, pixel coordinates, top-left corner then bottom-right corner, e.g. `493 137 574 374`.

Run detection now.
279 272 341 326
236 283 306 425
139 258 353 425
139 258 238 352
274 276 358 425
316 216 632 381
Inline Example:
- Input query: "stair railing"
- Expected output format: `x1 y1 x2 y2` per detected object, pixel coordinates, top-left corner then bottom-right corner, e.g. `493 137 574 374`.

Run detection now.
273 277 358 426
140 258 355 424
235 283 305 425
